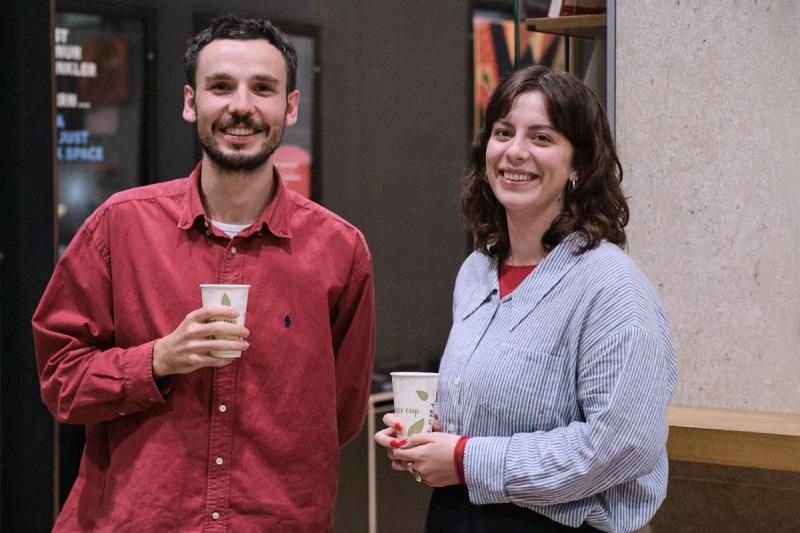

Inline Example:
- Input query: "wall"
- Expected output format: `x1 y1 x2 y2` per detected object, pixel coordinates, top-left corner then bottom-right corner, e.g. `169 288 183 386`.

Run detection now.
617 3 800 529
616 0 800 413
0 1 58 531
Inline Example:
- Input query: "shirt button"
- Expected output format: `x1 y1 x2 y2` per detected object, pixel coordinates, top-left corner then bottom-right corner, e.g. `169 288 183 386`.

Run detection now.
118 412 126 416
211 512 220 520
453 377 461 385
230 247 237 254
219 404 227 412
215 457 223 465
474 336 480 343
448 423 456 433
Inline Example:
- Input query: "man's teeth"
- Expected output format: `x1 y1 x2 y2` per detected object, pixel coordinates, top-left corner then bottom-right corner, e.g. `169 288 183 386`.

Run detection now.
228 127 255 136
504 172 533 182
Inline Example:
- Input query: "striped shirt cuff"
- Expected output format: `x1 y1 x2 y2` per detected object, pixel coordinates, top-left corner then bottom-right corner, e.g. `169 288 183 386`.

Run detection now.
464 436 511 504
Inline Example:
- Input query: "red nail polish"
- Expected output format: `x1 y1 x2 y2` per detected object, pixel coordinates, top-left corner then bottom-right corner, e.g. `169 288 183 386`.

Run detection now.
396 439 408 447
390 439 399 447
394 422 403 431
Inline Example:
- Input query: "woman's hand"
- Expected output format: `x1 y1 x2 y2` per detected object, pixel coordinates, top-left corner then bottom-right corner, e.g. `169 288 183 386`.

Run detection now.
374 413 461 487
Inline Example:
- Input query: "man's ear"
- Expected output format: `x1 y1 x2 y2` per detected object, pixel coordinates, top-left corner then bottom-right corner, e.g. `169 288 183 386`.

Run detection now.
182 85 197 123
284 90 300 127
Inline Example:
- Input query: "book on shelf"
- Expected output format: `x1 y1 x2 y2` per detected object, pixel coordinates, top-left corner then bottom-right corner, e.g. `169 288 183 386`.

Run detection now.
548 0 607 18
523 0 551 19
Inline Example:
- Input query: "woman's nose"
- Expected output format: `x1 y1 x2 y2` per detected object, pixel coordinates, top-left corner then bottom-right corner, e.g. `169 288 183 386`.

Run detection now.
505 135 530 161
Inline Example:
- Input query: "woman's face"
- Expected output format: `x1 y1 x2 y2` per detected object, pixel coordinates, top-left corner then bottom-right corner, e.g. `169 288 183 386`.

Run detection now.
485 90 576 225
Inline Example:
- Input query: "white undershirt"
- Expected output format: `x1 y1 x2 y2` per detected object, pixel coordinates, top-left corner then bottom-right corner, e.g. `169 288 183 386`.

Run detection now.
211 220 250 238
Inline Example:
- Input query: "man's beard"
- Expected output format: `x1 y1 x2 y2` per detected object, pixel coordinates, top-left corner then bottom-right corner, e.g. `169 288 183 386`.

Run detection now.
198 114 285 173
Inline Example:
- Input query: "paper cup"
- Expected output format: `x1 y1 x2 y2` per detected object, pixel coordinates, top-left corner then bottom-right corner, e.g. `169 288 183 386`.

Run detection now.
200 284 250 358
390 372 439 438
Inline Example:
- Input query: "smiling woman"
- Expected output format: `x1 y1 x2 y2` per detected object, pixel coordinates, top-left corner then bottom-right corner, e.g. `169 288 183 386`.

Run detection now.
484 90 576 248
375 65 677 533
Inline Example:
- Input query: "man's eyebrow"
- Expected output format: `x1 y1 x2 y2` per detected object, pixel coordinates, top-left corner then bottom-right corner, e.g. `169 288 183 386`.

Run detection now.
252 74 280 83
202 73 281 84
204 72 232 81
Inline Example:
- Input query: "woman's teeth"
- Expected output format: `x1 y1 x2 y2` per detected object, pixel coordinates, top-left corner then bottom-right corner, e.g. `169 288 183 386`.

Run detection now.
504 172 533 182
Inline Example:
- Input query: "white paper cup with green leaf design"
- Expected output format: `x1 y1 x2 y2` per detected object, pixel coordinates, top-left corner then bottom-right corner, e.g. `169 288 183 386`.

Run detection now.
390 372 439 439
200 284 250 358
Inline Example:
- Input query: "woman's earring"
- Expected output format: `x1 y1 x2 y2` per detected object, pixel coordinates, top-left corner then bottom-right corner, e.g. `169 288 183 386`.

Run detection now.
567 179 576 191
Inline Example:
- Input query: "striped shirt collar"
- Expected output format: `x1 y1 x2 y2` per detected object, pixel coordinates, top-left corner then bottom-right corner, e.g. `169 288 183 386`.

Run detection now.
459 234 588 326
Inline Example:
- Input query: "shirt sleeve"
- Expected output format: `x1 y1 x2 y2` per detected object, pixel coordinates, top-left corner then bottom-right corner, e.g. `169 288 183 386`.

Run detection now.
331 232 376 447
465 326 673 507
32 210 166 425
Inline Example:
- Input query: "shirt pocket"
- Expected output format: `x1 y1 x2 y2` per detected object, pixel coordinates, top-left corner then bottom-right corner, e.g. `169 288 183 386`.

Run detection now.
476 343 565 434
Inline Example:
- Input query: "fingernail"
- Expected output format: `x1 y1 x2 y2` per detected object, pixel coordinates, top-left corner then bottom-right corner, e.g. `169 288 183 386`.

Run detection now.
390 438 408 447
394 422 403 431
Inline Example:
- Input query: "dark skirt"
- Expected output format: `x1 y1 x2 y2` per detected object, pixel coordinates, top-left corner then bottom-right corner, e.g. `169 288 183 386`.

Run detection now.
425 485 604 533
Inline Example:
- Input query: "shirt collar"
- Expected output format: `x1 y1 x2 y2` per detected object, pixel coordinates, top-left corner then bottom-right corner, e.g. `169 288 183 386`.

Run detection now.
458 234 587 322
177 162 292 239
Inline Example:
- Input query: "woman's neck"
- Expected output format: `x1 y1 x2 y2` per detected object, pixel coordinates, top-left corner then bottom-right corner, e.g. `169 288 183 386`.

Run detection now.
505 212 550 266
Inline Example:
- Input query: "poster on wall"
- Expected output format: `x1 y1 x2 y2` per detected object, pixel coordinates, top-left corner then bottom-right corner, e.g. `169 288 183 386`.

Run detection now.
273 30 317 201
54 4 153 255
472 9 564 133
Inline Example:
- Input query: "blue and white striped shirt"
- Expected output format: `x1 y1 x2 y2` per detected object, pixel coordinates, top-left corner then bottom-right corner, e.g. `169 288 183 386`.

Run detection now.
436 237 678 533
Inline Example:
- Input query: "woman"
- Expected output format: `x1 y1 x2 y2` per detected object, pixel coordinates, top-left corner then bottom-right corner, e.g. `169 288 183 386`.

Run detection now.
375 65 677 533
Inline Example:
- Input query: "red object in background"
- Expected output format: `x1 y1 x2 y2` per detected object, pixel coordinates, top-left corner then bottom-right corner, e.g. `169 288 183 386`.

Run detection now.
558 0 607 16
274 144 312 199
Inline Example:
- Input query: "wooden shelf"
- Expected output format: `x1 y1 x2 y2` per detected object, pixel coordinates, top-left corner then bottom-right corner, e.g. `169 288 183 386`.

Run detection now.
525 14 607 39
667 405 800 472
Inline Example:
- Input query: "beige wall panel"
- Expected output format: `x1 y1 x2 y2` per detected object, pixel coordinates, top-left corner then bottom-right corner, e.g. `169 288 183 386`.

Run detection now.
615 0 800 412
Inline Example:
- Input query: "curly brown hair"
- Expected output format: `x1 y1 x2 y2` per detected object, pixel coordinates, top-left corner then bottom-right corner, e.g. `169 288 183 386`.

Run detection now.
462 65 628 262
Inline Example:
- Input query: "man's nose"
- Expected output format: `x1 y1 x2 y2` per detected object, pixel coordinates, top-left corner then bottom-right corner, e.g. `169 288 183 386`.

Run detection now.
228 87 254 115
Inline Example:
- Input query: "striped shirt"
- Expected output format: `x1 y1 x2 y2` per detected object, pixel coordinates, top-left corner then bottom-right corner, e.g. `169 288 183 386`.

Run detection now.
436 236 678 533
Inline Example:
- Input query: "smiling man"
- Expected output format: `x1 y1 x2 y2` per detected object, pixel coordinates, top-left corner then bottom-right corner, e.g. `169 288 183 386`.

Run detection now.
33 15 375 532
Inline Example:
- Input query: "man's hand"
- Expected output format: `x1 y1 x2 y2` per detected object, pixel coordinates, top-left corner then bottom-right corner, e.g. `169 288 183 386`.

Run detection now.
152 305 250 378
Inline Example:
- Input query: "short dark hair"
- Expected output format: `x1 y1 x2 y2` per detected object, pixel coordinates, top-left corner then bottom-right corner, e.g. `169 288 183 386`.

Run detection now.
461 65 628 261
183 14 298 93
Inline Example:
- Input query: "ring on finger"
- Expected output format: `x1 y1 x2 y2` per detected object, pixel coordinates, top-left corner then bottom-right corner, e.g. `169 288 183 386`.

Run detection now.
406 462 414 475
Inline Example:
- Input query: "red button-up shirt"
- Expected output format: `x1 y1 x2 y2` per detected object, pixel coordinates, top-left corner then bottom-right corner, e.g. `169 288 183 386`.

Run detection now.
33 164 375 532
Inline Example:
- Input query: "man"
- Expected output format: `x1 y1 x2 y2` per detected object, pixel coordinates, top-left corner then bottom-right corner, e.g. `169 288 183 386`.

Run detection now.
33 15 375 532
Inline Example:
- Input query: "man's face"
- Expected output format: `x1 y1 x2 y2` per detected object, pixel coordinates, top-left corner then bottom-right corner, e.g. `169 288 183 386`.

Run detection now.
182 38 299 173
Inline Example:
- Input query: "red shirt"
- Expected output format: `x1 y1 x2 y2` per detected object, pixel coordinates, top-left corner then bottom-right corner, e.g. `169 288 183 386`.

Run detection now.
498 261 538 298
32 164 375 532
